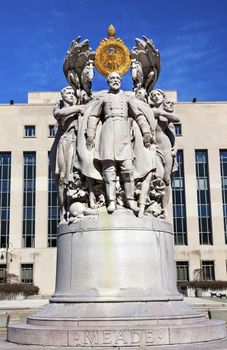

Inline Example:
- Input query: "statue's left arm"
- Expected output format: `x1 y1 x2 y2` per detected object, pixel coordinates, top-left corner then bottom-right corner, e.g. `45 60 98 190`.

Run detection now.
153 107 180 123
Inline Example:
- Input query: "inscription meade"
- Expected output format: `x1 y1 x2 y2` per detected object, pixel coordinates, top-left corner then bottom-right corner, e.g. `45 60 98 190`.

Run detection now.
69 329 165 347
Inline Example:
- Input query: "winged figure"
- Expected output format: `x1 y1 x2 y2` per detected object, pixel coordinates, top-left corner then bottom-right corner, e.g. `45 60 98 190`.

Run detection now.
63 36 95 102
130 36 160 93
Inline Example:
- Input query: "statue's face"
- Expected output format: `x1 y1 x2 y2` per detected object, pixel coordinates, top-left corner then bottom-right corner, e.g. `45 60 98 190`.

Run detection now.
163 100 174 113
150 90 164 106
81 90 90 104
136 88 147 102
108 72 121 91
62 88 75 105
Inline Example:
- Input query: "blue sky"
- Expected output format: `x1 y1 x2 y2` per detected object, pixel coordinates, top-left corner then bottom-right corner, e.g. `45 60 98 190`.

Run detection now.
0 0 227 103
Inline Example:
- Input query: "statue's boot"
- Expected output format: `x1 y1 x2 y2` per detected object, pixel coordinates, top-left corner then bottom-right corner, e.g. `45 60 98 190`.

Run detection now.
107 200 116 214
124 180 139 213
102 166 117 214
127 199 139 213
106 181 116 213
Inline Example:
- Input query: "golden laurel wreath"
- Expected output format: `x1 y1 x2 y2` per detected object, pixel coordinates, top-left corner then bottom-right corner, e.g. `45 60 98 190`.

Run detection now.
94 25 131 77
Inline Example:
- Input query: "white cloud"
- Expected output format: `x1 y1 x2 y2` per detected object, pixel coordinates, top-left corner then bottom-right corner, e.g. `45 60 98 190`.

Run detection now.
155 19 227 100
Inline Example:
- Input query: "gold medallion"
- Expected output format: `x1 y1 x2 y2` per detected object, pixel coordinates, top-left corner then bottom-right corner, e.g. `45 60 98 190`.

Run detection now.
94 25 131 77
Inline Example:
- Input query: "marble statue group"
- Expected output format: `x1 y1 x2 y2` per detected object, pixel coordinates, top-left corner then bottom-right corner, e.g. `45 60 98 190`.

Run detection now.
8 25 227 349
50 25 180 222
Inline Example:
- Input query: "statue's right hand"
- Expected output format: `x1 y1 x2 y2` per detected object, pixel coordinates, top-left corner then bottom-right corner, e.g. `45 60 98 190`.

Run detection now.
86 137 95 150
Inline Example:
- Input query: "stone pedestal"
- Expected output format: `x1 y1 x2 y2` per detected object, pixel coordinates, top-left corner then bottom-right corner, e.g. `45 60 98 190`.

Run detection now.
7 209 226 347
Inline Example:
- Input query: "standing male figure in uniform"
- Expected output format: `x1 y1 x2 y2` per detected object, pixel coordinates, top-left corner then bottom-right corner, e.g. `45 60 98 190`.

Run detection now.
86 72 151 213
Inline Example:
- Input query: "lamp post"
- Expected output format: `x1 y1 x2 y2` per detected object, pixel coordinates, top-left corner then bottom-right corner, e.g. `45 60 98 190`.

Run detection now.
0 242 13 283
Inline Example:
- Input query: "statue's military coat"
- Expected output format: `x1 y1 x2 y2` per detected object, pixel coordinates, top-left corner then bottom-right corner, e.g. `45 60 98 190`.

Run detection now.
75 92 156 181
87 91 149 162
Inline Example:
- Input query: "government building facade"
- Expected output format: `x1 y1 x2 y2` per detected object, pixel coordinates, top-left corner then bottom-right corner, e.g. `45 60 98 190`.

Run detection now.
0 91 227 295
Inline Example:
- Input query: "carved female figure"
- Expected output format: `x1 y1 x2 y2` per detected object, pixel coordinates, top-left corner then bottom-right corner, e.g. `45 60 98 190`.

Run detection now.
149 89 180 208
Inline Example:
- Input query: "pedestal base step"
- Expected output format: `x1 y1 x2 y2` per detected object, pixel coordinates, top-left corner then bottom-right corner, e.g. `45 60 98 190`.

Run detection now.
7 319 226 347
3 335 227 350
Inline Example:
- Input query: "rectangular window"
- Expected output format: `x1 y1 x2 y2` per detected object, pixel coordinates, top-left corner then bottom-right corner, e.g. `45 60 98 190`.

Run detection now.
174 123 182 136
176 261 189 281
195 150 213 245
202 260 215 280
0 264 6 283
21 263 33 283
172 150 187 245
24 125 36 137
48 153 59 247
48 125 56 138
23 152 36 248
220 150 227 243
0 153 11 248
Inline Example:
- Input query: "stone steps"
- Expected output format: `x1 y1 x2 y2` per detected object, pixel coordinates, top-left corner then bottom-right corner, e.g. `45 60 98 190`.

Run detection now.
0 308 42 334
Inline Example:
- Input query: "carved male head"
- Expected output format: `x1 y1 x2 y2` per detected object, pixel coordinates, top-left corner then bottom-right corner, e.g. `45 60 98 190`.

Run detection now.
107 72 121 91
149 89 166 107
163 99 174 113
135 88 147 102
80 89 91 104
61 86 76 106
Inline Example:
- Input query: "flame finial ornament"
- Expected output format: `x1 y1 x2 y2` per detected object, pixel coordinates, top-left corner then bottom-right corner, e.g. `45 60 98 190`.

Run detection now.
107 24 116 38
